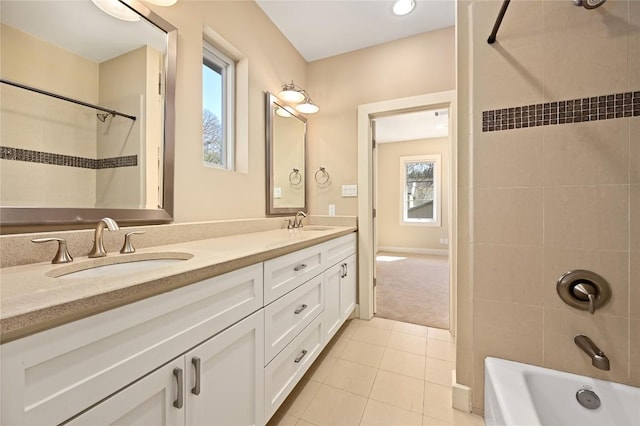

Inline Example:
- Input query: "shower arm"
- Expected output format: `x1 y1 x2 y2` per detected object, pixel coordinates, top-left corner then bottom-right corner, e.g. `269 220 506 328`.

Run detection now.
0 78 136 121
487 0 511 44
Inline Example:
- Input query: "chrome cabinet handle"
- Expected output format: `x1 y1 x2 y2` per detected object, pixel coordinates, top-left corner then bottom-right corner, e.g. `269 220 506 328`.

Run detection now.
294 349 308 363
191 357 201 396
173 368 184 409
294 263 308 272
294 304 308 315
32 238 73 264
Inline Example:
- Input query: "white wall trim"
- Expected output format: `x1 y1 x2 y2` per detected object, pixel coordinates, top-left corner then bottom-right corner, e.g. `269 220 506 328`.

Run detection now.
377 246 448 256
452 381 472 413
357 90 457 334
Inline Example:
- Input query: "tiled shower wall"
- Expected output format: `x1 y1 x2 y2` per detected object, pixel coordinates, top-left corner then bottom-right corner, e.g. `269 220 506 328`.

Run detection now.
457 0 639 413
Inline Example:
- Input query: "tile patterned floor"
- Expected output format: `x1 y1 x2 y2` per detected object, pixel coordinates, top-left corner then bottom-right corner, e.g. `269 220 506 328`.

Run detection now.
267 317 485 426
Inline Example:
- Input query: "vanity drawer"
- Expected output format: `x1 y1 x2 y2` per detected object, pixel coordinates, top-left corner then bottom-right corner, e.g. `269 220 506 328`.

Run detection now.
264 274 324 363
324 233 357 267
264 244 324 304
264 316 323 421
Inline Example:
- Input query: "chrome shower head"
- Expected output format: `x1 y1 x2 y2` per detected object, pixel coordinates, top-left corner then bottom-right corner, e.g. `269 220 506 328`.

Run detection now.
573 0 607 9
96 112 115 122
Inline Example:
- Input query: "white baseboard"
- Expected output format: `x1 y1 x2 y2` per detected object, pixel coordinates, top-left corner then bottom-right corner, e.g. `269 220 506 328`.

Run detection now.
377 246 448 256
452 380 472 413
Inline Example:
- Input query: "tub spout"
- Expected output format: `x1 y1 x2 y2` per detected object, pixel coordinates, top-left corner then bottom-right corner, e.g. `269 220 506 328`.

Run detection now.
574 335 610 371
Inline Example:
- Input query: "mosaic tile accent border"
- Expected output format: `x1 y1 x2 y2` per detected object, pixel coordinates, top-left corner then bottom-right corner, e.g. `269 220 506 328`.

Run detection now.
482 90 640 132
0 146 137 169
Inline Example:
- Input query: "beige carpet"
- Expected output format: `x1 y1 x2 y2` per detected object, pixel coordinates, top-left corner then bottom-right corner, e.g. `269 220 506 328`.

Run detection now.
375 252 449 329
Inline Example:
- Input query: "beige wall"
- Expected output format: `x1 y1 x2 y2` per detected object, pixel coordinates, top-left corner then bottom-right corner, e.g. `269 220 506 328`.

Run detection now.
457 0 640 413
143 1 307 222
306 27 456 216
377 138 449 252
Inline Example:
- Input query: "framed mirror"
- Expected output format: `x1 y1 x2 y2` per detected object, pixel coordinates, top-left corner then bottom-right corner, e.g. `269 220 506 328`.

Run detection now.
0 0 177 228
265 92 307 215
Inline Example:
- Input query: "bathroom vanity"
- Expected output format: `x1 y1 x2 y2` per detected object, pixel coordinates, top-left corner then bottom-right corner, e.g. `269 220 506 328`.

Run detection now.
0 226 357 425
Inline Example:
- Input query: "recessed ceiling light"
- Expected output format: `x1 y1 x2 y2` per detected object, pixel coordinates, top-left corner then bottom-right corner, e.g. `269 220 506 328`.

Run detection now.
393 0 415 16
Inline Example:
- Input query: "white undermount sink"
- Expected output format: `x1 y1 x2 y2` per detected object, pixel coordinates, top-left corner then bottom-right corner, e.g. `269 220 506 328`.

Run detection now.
48 252 193 279
301 226 335 231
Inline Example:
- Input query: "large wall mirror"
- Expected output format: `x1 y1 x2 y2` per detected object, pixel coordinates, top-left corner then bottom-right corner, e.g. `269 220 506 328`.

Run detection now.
265 92 307 215
0 0 176 228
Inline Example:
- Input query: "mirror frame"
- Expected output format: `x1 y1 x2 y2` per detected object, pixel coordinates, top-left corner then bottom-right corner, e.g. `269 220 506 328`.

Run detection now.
265 92 308 216
0 0 177 228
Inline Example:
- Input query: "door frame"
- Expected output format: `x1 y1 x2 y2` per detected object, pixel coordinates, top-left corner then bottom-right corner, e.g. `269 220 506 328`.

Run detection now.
356 90 457 335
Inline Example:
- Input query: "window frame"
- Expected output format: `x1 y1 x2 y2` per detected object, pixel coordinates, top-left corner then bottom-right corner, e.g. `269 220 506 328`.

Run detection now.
399 154 441 227
202 40 235 170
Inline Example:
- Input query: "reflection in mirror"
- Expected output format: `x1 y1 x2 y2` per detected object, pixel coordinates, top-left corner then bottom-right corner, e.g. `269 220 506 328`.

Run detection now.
0 0 176 228
265 92 307 215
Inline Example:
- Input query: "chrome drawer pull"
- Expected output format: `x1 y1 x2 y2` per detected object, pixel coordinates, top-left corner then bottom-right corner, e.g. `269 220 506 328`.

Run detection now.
294 349 308 363
191 357 201 396
294 264 308 272
173 367 184 409
294 304 308 315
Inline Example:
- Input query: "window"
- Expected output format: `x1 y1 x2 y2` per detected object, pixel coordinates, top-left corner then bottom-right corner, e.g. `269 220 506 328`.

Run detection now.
203 41 234 169
400 154 441 226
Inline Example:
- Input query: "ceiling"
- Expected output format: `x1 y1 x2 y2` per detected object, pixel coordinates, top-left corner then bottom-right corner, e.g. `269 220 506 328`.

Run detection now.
375 109 449 143
255 0 455 62
256 0 455 139
0 1 166 63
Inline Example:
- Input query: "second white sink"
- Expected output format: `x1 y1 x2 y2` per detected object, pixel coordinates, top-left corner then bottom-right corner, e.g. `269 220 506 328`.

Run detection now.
48 252 193 279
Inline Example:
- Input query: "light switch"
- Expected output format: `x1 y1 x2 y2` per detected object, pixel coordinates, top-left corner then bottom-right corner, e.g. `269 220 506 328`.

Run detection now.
274 187 282 198
341 185 358 197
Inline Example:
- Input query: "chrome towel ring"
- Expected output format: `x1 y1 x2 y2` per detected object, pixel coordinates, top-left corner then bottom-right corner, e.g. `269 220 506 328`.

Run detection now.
315 166 329 184
289 168 302 185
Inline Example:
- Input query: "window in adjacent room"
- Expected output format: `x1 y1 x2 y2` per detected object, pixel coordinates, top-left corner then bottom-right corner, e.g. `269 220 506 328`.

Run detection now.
400 154 441 226
202 41 234 169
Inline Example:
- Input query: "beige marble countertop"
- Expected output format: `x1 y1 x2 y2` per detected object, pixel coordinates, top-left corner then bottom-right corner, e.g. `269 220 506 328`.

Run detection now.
0 226 356 343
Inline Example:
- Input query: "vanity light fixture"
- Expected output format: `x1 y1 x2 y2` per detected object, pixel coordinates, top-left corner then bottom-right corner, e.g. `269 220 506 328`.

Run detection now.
278 81 320 114
392 0 416 16
144 0 178 6
91 0 141 21
275 105 296 118
279 82 306 103
296 94 319 114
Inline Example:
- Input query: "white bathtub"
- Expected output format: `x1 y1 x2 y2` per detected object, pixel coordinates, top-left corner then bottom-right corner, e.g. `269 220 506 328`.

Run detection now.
484 357 640 426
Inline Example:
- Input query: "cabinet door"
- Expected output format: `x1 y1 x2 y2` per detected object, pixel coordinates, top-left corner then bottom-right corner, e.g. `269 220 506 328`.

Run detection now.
65 359 186 426
186 310 264 426
322 264 342 342
340 254 357 321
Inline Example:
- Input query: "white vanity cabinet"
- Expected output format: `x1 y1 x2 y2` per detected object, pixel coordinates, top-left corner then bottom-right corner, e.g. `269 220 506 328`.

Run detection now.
0 231 357 426
263 233 357 421
67 310 265 426
322 254 357 342
0 263 264 426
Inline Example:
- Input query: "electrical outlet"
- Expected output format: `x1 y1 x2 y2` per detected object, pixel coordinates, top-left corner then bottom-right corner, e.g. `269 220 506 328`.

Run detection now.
329 204 336 216
341 185 358 197
273 187 282 198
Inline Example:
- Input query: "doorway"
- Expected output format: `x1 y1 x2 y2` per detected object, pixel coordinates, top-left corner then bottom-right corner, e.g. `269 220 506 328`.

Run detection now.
356 90 457 335
373 108 451 329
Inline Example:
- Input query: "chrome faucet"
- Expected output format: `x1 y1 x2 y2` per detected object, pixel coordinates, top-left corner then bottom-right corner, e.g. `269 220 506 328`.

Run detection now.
88 217 120 258
294 211 307 228
574 335 610 371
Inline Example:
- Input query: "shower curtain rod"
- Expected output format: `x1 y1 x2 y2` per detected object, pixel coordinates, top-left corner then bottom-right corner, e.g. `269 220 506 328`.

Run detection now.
0 78 137 121
487 0 511 44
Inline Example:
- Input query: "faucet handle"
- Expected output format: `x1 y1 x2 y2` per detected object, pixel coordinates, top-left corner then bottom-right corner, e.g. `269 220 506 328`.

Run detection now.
32 238 73 264
120 231 145 254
